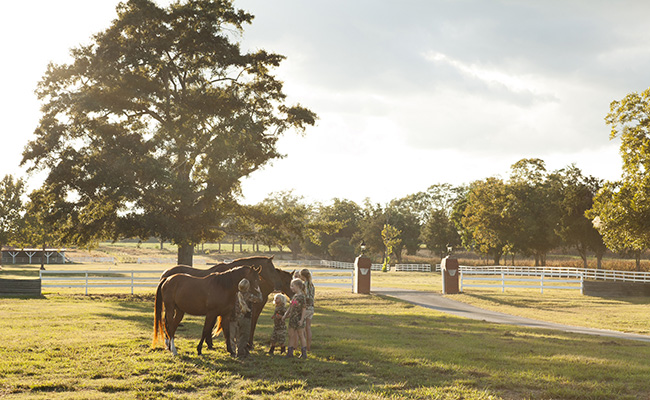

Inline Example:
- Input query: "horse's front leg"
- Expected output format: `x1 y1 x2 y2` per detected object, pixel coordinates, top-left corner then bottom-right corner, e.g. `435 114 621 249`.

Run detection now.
222 313 235 356
197 313 219 356
248 299 267 349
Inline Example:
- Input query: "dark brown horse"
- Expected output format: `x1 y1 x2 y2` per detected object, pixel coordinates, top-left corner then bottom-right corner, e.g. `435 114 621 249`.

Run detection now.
159 256 282 290
213 267 295 348
159 256 283 350
152 266 261 356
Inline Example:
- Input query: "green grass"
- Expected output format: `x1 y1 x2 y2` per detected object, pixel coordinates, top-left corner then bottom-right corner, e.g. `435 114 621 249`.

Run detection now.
451 289 650 335
1 289 650 399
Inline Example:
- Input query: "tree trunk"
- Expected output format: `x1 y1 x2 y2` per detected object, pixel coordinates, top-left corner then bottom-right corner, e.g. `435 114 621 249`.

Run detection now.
160 239 164 250
596 254 603 269
635 251 641 272
177 243 194 266
577 243 588 269
239 238 243 253
492 253 501 266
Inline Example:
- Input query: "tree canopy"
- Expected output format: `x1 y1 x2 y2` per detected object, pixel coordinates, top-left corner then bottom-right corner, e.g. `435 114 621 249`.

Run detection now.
588 87 650 270
21 0 316 265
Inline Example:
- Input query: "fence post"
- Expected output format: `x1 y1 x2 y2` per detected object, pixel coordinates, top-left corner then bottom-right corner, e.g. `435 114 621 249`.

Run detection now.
580 272 584 295
540 271 544 294
501 272 505 293
131 271 135 295
85 272 89 296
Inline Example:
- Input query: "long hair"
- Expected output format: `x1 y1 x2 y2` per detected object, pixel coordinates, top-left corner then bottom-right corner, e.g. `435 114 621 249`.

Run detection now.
291 278 306 295
237 278 251 314
299 268 313 284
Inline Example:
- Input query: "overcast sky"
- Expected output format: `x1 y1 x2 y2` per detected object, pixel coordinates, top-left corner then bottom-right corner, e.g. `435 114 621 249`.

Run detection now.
3 0 649 206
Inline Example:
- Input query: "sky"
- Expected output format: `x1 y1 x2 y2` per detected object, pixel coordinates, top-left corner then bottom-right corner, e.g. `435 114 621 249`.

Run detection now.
2 0 649 206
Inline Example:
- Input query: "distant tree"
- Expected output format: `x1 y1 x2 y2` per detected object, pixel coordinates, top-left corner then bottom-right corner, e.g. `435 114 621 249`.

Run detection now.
0 175 25 265
587 87 650 271
354 200 386 260
17 188 65 268
505 159 561 266
461 177 510 265
309 198 361 259
254 191 336 258
385 199 420 260
327 238 356 262
21 0 316 265
381 224 401 272
421 208 460 259
553 165 606 269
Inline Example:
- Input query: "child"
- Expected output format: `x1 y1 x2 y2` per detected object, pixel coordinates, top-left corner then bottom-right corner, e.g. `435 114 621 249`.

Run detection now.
269 293 287 355
230 278 263 358
282 278 307 359
298 268 315 351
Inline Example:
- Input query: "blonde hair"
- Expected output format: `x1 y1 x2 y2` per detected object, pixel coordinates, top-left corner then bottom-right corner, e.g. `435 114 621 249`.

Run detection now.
299 268 313 284
237 279 250 314
291 278 306 294
238 278 250 292
274 293 286 306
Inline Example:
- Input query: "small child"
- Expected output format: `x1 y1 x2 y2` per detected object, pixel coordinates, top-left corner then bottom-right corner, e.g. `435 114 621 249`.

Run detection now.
230 278 263 358
282 278 308 359
269 293 287 355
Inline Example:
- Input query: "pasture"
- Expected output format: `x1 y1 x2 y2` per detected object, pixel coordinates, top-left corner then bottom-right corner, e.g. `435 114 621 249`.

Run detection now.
2 271 650 398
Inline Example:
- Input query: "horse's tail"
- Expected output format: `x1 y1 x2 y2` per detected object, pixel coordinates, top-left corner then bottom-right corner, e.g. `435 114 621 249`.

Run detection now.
213 315 223 338
152 279 165 348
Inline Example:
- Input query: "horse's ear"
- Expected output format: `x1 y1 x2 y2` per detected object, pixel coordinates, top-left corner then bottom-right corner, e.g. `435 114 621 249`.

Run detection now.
269 255 274 260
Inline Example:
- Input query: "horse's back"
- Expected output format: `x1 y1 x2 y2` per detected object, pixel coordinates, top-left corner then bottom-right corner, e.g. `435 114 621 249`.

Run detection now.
160 264 220 281
161 273 215 315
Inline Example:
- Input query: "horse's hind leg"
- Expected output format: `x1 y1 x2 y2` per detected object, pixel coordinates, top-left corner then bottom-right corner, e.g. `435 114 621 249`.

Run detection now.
197 313 218 355
223 315 235 356
165 308 185 356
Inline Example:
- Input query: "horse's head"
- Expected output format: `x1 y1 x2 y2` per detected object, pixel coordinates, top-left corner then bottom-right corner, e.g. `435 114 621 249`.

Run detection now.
276 268 295 298
254 256 284 292
244 265 262 292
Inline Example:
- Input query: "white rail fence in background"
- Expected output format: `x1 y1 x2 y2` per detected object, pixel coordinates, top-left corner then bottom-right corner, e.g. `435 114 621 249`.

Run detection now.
460 266 650 283
40 270 163 295
39 267 355 294
460 269 584 294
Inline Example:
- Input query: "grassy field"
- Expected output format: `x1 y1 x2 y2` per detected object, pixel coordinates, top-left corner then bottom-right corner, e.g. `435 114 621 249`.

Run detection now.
2 288 650 399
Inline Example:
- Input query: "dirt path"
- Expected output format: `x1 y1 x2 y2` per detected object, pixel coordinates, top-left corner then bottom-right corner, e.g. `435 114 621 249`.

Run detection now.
373 288 650 343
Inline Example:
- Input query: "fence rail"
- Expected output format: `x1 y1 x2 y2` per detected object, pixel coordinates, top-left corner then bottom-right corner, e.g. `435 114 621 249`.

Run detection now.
460 270 584 294
461 266 650 283
39 267 354 294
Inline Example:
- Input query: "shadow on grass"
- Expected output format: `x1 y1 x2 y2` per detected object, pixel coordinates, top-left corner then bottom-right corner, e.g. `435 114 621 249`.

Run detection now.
46 290 650 398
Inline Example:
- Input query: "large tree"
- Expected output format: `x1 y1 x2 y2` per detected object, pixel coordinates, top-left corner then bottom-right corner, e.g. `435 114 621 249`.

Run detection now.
21 0 316 265
588 87 650 270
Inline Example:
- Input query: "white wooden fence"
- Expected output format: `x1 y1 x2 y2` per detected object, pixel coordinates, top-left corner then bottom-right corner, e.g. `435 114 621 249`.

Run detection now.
461 266 650 283
460 269 584 294
39 269 163 295
39 267 354 294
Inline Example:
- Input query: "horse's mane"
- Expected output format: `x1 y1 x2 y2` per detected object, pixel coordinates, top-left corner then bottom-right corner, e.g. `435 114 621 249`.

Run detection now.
212 265 253 289
228 255 273 265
